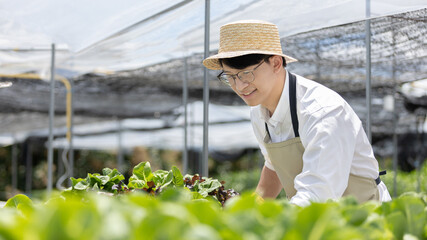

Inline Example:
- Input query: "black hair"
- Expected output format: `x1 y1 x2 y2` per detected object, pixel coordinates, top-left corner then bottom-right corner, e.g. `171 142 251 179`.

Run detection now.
219 54 287 69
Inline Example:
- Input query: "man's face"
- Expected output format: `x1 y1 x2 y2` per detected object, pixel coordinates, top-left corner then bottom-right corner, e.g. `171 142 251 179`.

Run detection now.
222 57 279 108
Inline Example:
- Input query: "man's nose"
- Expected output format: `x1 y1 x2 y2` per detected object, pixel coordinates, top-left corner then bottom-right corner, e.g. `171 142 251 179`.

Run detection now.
235 78 249 91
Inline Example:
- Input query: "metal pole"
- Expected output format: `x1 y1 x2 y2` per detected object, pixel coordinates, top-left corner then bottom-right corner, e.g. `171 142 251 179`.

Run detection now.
365 0 372 142
183 57 189 174
57 148 63 181
202 0 210 177
117 119 124 173
415 115 424 192
47 43 55 194
11 136 18 195
392 97 398 197
190 103 195 172
69 78 74 181
391 17 398 198
25 141 32 195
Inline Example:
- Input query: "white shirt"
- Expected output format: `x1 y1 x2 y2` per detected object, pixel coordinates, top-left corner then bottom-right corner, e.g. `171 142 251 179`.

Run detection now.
251 72 391 206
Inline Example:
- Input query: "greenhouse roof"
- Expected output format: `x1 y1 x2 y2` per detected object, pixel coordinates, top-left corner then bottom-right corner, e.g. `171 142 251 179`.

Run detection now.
0 1 425 148
1 0 425 77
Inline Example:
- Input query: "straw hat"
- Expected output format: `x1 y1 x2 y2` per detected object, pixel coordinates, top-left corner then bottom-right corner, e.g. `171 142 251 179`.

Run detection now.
203 20 297 70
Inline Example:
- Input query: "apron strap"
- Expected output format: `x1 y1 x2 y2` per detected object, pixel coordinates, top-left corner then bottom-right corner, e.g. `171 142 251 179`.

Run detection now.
265 72 300 139
289 72 299 137
375 170 387 185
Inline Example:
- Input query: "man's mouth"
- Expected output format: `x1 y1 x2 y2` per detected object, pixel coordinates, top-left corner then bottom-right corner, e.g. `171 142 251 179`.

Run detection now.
242 89 256 97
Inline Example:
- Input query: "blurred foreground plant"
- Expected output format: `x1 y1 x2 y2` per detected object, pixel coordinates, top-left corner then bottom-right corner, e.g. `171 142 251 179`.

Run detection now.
1 190 425 240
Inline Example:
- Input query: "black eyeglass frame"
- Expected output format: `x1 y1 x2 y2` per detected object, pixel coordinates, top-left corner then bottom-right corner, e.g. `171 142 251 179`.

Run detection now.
217 58 268 86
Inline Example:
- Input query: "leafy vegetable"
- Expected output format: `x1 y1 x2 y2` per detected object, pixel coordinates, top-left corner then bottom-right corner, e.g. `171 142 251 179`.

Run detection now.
68 162 239 205
3 161 416 239
4 194 33 209
1 188 426 239
69 167 125 193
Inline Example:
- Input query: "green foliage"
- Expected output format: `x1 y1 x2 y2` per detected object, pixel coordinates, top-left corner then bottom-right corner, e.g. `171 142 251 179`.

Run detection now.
1 190 425 240
212 168 260 193
69 168 125 193
67 162 237 205
382 162 427 197
376 192 427 239
171 166 184 187
4 194 32 209
2 162 426 239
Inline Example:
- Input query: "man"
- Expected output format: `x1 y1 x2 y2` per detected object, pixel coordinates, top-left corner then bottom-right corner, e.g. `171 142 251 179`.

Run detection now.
203 20 391 206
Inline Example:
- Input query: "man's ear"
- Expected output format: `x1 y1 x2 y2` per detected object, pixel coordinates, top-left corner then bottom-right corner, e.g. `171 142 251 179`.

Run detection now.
271 55 283 73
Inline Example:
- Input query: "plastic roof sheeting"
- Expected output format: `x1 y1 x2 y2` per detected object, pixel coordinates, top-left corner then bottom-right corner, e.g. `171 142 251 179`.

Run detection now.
181 0 427 54
0 0 184 76
0 0 180 51
1 0 426 77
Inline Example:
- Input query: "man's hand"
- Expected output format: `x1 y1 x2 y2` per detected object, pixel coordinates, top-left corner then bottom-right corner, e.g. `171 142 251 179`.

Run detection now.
251 192 265 204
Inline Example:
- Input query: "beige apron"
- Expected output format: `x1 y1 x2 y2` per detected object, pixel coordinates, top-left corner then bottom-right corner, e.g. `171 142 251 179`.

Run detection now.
263 73 380 203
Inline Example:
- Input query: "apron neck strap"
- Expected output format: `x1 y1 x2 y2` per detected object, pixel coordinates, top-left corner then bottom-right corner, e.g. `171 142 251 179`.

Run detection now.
265 72 300 139
289 72 299 137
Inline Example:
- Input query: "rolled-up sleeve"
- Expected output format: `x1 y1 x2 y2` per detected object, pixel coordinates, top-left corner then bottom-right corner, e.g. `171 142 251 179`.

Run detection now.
290 104 357 207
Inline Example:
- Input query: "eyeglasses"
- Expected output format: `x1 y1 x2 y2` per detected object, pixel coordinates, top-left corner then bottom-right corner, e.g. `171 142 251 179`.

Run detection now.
217 59 266 86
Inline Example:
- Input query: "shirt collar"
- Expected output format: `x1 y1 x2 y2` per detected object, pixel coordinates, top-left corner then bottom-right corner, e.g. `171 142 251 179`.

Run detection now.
260 71 290 127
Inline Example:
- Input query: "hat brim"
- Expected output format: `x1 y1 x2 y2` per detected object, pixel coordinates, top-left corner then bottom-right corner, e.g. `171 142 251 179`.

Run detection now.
203 50 297 70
